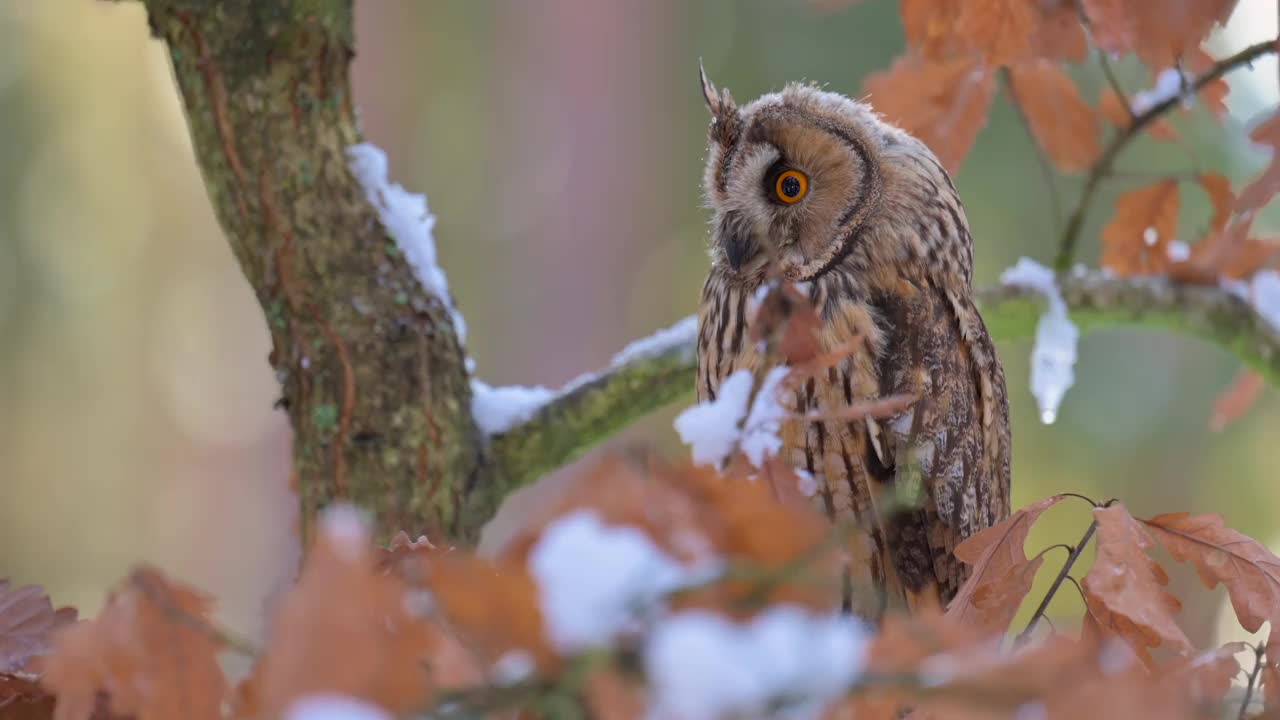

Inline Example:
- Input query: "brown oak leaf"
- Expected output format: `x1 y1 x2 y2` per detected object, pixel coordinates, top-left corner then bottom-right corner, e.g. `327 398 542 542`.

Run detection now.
1141 511 1280 633
1208 369 1265 432
899 0 961 60
946 495 1066 636
1100 180 1181 275
1007 61 1101 171
863 55 997 173
955 0 1037 66
1236 110 1280 217
1081 504 1192 661
236 507 449 719
1082 0 1238 67
40 568 226 720
0 582 77 675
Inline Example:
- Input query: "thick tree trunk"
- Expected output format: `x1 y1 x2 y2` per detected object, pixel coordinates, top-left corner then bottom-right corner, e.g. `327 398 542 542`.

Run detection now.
142 0 486 543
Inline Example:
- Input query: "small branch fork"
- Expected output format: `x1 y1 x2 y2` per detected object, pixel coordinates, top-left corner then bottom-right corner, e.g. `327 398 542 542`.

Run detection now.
1053 38 1280 271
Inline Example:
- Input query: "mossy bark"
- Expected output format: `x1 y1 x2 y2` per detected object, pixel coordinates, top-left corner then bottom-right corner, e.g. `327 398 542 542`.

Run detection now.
142 0 487 543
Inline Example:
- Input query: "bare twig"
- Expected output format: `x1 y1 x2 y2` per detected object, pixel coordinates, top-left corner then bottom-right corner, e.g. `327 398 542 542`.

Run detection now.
1015 518 1100 646
1240 642 1266 720
1054 38 1280 271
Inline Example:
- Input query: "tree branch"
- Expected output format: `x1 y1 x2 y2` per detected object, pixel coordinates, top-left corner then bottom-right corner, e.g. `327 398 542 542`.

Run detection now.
1053 38 1280 271
490 270 1280 504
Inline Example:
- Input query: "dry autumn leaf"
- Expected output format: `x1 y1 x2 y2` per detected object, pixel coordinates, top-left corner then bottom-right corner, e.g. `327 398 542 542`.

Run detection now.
863 55 997 173
0 582 77 675
1141 511 1280 633
40 568 226 720
1030 0 1088 62
237 506 450 720
1208 369 1265 432
1236 110 1280 216
1007 61 1101 171
946 495 1066 637
1081 504 1193 660
1100 180 1181 275
1082 0 1238 67
898 0 960 60
955 0 1036 66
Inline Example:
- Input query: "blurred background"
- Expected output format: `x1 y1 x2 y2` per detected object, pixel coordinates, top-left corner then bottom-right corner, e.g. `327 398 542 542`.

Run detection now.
2 0 1279 653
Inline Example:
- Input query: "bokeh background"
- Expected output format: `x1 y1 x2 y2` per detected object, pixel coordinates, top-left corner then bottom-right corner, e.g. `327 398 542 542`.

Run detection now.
2 0 1279 652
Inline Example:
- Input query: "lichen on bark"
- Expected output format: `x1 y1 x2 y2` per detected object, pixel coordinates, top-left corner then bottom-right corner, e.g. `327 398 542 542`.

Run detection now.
141 0 486 543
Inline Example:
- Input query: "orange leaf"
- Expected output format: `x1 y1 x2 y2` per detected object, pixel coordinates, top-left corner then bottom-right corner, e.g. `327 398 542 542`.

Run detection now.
240 507 452 719
1029 0 1088 63
1082 0 1238 67
1208 369 1265 432
0 582 77 676
1156 642 1247 709
40 568 226 720
946 495 1066 636
1081 504 1192 659
899 0 961 60
1236 111 1280 216
1100 180 1180 275
955 0 1036 67
1007 61 1101 172
1141 511 1280 633
864 55 997 174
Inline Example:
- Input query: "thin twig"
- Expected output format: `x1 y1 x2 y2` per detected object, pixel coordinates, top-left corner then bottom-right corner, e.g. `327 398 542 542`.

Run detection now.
1001 68 1063 232
1015 519 1099 646
1054 38 1280 271
1239 642 1266 720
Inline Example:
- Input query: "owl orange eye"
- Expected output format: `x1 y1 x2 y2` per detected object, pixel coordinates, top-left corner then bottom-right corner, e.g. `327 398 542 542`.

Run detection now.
775 169 808 204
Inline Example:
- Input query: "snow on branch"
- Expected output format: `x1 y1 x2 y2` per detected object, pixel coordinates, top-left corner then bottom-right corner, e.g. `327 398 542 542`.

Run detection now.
473 269 1280 529
347 143 468 344
1000 258 1079 424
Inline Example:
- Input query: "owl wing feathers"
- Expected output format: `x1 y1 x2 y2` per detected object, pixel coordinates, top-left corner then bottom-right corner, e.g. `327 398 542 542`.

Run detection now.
869 278 1011 605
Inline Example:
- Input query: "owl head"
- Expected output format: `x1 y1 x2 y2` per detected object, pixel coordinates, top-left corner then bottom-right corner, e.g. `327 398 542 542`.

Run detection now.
699 65 972 288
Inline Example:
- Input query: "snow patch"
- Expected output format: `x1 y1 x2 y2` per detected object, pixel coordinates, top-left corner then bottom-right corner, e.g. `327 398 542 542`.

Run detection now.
491 650 536 686
1131 68 1187 116
1142 226 1159 247
470 380 555 434
528 510 713 653
320 504 370 563
347 143 467 344
611 315 698 367
644 606 870 720
1167 240 1191 262
284 695 391 720
674 366 792 467
1251 269 1280 331
1001 258 1079 424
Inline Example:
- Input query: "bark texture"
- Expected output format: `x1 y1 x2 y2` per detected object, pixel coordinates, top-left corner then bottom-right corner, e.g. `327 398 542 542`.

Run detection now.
142 0 485 542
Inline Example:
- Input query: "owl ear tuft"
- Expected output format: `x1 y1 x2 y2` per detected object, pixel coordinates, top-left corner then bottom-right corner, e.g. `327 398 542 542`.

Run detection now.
698 59 740 147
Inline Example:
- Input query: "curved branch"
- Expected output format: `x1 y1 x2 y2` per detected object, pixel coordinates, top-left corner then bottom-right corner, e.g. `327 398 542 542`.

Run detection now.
487 271 1280 507
1053 38 1280 271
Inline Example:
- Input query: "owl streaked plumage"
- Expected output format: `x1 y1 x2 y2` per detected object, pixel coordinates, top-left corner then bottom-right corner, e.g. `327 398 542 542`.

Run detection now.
694 68 1011 621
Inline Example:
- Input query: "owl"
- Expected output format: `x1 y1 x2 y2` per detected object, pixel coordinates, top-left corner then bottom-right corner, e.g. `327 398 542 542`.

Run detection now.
694 68 1012 621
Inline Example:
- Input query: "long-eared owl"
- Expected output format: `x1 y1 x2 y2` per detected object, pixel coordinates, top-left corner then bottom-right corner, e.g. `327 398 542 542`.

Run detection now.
694 68 1012 621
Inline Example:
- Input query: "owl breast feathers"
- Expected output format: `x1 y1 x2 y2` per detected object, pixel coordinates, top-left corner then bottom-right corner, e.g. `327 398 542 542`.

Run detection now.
694 69 1011 621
